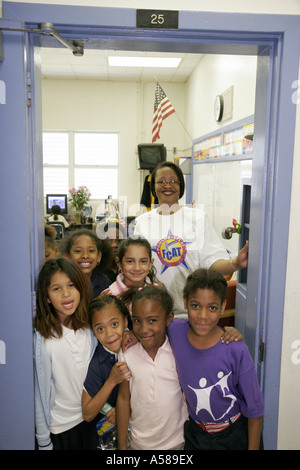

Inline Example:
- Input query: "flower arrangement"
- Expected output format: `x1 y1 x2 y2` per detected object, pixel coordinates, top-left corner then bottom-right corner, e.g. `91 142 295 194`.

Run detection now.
69 185 91 211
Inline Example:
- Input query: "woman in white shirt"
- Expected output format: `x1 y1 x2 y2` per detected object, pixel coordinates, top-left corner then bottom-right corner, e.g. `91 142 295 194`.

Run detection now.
48 204 69 229
134 162 248 316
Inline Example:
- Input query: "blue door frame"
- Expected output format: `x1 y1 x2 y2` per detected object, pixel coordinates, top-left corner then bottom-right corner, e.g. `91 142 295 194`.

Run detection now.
2 2 300 450
0 18 35 450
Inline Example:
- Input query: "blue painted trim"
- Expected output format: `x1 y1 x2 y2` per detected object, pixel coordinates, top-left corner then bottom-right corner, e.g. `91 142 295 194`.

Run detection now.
256 30 299 450
180 10 300 34
0 18 35 450
3 2 299 37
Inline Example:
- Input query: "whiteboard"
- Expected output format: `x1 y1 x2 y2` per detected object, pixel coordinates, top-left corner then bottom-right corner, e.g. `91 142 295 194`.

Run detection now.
193 160 252 256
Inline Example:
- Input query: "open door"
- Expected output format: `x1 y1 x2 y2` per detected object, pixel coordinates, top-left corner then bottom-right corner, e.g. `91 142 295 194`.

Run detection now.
1 3 300 450
0 20 36 449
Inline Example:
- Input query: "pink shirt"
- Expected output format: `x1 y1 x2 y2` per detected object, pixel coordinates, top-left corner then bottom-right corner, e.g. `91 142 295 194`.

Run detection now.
105 273 127 296
118 338 188 450
101 274 157 314
103 274 154 296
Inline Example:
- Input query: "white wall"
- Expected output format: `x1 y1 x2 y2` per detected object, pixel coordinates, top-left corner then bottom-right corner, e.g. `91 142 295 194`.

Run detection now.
186 55 257 138
2 0 300 15
42 54 256 231
42 79 187 216
186 55 256 256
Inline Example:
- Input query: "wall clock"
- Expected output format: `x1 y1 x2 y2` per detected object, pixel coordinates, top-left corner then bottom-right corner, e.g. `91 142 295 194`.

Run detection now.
214 94 224 122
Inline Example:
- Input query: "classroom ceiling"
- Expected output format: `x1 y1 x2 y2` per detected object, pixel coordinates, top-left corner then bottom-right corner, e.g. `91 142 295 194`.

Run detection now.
40 48 203 82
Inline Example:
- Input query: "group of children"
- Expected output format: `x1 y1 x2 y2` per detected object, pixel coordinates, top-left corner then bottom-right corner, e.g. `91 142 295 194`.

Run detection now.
34 225 264 451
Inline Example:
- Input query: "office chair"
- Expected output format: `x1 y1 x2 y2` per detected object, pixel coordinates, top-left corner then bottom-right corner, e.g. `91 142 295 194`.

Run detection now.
47 221 66 239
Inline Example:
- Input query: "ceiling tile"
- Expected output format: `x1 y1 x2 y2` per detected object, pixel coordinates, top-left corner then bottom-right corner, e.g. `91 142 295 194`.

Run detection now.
40 48 202 82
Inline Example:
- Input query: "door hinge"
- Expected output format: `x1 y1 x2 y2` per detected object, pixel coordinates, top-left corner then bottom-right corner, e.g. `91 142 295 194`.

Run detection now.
27 83 32 107
258 334 265 364
26 71 33 107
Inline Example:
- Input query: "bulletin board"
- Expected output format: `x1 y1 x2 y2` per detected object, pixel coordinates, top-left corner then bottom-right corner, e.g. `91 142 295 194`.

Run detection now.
193 116 254 163
191 116 254 257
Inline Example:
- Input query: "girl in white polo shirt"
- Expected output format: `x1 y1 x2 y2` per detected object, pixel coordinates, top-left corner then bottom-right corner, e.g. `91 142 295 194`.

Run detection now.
116 286 188 450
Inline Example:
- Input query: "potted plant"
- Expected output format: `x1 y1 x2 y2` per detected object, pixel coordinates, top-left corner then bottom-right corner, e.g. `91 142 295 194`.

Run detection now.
69 185 91 222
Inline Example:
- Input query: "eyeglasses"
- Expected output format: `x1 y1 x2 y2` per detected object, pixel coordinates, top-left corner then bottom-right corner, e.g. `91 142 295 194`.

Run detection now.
155 179 180 186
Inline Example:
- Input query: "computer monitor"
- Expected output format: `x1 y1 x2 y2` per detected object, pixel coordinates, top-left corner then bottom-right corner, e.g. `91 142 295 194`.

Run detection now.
138 143 166 170
46 194 68 215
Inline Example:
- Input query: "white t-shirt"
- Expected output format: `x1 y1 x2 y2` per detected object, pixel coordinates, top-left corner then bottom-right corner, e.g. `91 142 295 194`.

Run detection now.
48 214 69 228
134 206 229 316
45 326 91 434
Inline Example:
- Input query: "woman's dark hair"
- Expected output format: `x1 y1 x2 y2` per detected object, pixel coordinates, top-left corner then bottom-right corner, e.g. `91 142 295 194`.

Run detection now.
34 257 91 338
63 229 112 272
150 161 185 200
132 285 173 318
183 268 227 304
88 295 132 330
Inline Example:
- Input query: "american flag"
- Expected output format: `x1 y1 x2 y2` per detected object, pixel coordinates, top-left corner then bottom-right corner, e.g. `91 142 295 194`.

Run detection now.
152 83 175 143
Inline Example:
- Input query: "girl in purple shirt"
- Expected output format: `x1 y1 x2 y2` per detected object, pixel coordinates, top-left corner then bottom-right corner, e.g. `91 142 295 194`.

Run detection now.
168 268 264 450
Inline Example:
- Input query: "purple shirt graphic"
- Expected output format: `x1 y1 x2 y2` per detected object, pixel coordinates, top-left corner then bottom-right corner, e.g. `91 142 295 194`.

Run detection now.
168 319 264 424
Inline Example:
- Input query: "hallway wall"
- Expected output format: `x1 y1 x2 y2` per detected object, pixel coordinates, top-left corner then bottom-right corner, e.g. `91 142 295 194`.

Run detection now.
42 79 186 215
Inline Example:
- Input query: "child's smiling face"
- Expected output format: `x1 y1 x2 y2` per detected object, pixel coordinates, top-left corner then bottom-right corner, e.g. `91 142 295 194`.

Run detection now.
68 235 101 277
91 304 127 353
184 288 226 346
117 244 153 288
132 297 173 360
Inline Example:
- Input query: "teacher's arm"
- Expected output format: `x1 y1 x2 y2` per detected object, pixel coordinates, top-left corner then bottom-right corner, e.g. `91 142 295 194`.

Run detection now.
210 241 249 275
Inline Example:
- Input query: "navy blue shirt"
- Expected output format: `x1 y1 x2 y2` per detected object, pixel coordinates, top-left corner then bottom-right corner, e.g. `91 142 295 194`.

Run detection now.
84 342 118 408
91 270 111 298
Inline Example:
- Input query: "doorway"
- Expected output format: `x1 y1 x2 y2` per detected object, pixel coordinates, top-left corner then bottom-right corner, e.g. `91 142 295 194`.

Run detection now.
1 3 300 450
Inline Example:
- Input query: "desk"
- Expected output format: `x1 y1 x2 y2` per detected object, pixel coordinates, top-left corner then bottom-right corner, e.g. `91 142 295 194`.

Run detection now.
217 280 236 328
218 308 235 328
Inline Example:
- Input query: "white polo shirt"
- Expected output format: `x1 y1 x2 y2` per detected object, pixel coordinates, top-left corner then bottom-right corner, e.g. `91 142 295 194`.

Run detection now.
45 326 91 434
118 337 187 450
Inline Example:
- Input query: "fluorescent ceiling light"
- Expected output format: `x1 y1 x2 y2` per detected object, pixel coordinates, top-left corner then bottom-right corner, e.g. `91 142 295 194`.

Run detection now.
108 56 182 68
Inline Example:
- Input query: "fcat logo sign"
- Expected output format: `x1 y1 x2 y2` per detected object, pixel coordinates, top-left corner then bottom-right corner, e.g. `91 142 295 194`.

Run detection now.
156 231 188 274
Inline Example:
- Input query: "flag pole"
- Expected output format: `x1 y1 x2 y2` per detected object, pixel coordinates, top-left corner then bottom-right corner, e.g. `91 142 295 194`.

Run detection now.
154 78 193 142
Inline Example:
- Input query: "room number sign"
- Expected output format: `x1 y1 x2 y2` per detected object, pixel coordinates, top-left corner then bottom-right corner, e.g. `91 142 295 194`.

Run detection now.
136 10 179 29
